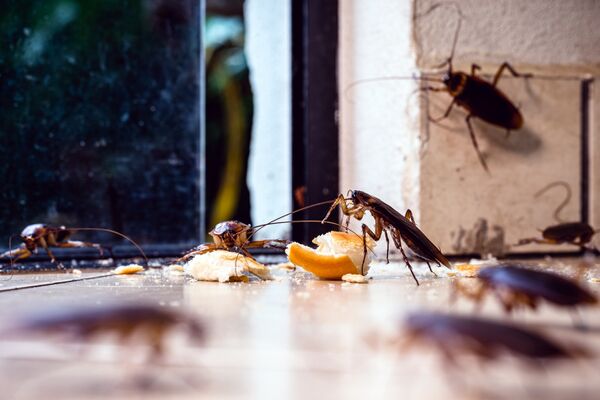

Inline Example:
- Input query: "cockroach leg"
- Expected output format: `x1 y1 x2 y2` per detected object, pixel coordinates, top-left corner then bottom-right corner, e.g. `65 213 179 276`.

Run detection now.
471 63 481 76
383 229 390 264
243 239 290 251
492 62 531 87
428 94 455 123
360 218 384 274
322 194 347 222
424 260 436 276
176 244 216 263
53 240 105 255
396 235 419 285
465 114 489 173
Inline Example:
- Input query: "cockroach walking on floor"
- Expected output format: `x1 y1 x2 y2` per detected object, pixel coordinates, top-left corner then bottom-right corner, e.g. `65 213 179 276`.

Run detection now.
8 304 205 359
0 224 147 266
516 222 598 249
402 312 576 364
322 190 451 285
452 264 597 314
515 181 599 250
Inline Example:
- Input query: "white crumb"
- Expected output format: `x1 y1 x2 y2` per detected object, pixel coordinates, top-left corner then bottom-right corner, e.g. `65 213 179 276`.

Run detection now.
185 250 272 282
341 273 368 284
113 264 144 275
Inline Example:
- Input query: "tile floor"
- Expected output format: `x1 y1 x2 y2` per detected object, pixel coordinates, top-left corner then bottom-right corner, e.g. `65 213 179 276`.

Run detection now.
0 258 599 399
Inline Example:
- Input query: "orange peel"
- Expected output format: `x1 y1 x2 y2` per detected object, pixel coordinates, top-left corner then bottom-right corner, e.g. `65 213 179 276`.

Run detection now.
286 231 374 280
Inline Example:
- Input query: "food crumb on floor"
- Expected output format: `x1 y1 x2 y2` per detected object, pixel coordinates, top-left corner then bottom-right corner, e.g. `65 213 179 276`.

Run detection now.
342 273 368 284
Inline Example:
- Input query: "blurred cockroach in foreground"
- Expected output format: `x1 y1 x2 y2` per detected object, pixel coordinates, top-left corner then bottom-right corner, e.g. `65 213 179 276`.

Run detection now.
8 304 205 359
515 182 598 250
452 265 597 314
346 3 531 172
0 224 147 266
323 190 451 285
402 312 577 364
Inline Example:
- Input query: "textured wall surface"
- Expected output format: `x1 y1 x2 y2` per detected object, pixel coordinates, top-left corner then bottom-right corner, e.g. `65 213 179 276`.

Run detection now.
339 0 599 256
415 0 600 73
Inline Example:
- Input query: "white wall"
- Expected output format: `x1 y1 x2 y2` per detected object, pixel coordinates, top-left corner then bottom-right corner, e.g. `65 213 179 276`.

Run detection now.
245 0 291 239
339 0 421 257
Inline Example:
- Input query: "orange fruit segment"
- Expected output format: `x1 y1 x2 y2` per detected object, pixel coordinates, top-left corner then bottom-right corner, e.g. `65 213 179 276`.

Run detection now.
286 241 360 280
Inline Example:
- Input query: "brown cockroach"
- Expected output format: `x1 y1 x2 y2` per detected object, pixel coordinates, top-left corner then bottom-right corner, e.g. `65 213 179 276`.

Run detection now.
516 222 598 250
0 223 147 265
515 181 598 250
402 311 575 364
453 264 597 313
347 3 531 172
417 4 531 172
177 220 291 262
11 304 205 359
322 190 451 285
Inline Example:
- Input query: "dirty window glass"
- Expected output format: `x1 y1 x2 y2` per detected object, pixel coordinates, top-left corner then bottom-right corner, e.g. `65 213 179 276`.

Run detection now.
0 1 201 250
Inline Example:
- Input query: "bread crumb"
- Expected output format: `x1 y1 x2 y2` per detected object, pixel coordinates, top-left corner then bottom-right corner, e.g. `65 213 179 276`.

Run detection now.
274 262 296 272
185 250 272 282
342 273 368 284
452 263 481 278
113 264 144 275
71 269 82 275
167 264 185 272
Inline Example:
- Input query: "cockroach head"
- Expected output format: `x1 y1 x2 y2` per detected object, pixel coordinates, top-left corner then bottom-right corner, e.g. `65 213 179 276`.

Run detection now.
441 72 457 88
350 190 367 204
211 220 250 236
23 237 37 251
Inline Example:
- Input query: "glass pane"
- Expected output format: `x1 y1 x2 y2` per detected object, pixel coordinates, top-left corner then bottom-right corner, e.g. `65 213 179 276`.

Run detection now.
0 0 201 251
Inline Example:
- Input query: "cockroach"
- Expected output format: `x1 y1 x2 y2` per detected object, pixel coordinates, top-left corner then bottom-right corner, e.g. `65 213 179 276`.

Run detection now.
177 220 291 262
347 3 531 172
417 4 531 172
402 311 575 363
0 223 147 265
516 222 598 249
453 264 597 313
515 181 599 250
9 304 204 359
322 190 451 285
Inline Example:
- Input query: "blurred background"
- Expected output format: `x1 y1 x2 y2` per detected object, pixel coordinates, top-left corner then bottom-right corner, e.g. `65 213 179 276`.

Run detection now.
0 0 291 254
0 0 201 249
